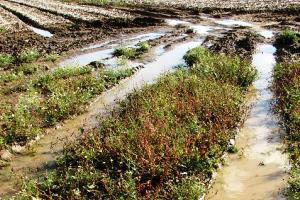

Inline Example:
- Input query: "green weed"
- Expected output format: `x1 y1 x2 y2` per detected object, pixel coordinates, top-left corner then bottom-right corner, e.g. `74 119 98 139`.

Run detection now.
1 66 135 146
114 47 136 58
0 27 7 33
0 72 20 83
2 93 42 144
0 54 15 68
286 161 300 199
44 53 60 62
138 41 151 52
113 42 151 59
272 60 300 199
228 145 239 154
19 49 40 63
276 29 299 46
184 47 257 89
16 64 37 75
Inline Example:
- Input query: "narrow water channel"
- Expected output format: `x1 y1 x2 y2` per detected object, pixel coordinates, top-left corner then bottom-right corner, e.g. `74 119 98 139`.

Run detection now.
207 44 289 200
28 26 53 37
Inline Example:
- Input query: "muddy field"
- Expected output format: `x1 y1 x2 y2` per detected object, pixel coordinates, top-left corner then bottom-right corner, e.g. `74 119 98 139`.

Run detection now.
0 0 299 199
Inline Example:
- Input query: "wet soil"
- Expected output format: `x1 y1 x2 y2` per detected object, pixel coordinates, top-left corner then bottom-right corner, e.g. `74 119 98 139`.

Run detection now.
0 23 162 64
204 29 265 59
274 32 300 62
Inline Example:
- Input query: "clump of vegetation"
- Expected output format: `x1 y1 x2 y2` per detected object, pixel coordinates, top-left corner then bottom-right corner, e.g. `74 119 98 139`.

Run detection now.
287 161 300 199
45 53 60 62
273 61 300 158
184 47 257 88
113 46 135 58
276 29 299 46
16 64 37 75
113 42 151 59
16 48 256 199
0 54 15 68
228 145 239 154
0 72 20 83
0 27 7 33
272 60 300 198
1 66 135 147
19 49 41 63
138 41 151 52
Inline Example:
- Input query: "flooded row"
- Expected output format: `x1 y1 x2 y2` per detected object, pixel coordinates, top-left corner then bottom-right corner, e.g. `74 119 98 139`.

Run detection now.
207 44 289 200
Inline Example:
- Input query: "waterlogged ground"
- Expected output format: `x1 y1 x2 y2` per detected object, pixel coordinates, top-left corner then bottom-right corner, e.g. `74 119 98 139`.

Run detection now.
0 0 298 198
207 44 289 200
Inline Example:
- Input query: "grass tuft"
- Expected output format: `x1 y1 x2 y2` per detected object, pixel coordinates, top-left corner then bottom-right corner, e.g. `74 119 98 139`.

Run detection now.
276 29 299 46
19 49 41 63
0 54 15 68
113 42 151 59
44 53 60 62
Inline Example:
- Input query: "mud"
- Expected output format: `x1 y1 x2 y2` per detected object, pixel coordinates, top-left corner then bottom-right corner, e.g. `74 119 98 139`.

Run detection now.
0 6 26 31
0 0 297 63
204 29 264 59
274 32 300 62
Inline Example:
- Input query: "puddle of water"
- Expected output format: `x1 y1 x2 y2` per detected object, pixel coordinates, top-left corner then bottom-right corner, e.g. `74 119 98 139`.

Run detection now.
103 57 143 69
154 45 165 56
190 25 212 35
81 40 117 51
59 49 113 67
128 32 164 42
215 19 253 27
257 30 274 39
166 19 214 35
165 19 190 26
60 32 166 67
81 33 164 51
28 26 53 37
207 44 289 200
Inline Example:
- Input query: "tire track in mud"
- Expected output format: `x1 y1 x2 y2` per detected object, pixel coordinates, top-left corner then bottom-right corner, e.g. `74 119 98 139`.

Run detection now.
0 6 26 31
0 0 73 31
5 0 133 25
113 0 299 11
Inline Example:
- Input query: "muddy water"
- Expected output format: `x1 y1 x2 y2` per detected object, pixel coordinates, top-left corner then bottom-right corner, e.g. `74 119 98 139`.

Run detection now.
215 19 253 27
0 37 203 197
207 44 289 200
59 32 166 67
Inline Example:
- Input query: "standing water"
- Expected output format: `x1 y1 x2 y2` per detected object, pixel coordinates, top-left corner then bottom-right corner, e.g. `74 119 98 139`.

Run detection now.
207 44 289 200
28 26 53 37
